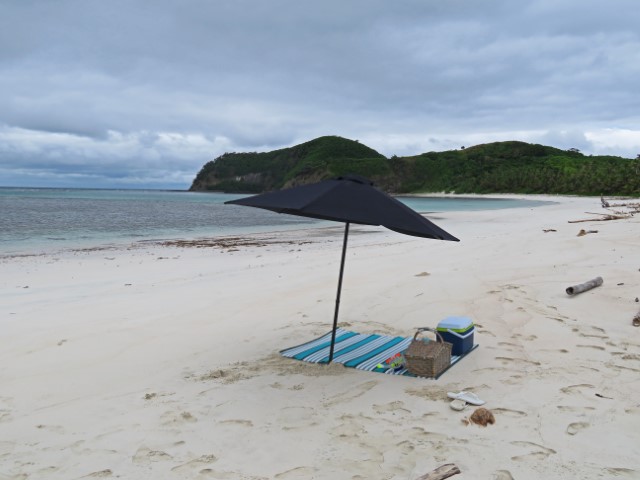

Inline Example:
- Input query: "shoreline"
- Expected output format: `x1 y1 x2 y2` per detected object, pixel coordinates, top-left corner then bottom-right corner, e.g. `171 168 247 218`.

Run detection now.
1 193 559 258
2 194 639 479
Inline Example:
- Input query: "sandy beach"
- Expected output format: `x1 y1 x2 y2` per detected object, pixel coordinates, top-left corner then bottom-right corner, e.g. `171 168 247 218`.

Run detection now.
1 195 639 479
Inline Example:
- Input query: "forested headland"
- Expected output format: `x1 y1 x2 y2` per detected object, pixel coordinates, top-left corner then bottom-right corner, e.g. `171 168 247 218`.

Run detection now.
190 135 640 195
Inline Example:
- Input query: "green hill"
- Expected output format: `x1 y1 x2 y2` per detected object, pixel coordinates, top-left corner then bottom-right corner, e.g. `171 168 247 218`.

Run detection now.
190 135 390 193
190 136 640 196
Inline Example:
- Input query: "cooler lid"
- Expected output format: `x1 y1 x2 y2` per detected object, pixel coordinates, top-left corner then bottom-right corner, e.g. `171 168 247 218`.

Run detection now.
437 316 473 332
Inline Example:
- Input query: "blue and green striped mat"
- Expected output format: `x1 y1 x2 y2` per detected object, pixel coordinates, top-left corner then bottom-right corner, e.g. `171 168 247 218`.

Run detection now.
280 328 478 379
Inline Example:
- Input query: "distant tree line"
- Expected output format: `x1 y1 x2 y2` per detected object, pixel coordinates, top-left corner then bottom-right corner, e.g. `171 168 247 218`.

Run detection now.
190 136 640 196
393 141 640 195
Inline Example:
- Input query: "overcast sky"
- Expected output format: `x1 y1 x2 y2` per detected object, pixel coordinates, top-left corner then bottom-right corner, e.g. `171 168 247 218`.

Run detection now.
1 0 639 189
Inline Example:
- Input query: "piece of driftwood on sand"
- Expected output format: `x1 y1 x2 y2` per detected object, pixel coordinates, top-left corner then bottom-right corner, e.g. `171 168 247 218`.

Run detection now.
566 276 603 296
601 195 640 211
568 213 630 223
415 463 461 480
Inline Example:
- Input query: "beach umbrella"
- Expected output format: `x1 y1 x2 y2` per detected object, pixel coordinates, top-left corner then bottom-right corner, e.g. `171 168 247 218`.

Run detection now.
225 175 459 362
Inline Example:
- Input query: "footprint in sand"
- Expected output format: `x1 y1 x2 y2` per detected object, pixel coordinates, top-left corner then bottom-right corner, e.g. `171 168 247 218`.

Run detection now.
537 348 570 355
624 404 640 415
566 422 590 435
276 406 318 430
511 334 537 341
576 344 606 350
331 414 367 440
407 426 462 445
170 454 218 474
31 466 59 476
557 405 596 412
495 357 541 366
472 366 513 374
604 467 639 477
160 410 197 426
334 457 388 477
394 440 416 455
80 470 113 478
560 384 595 395
404 386 448 401
510 441 556 461
419 411 440 420
619 353 640 361
372 400 411 415
500 374 525 385
492 408 527 418
197 367 250 384
219 419 253 427
331 412 416 466
36 424 65 433
322 380 378 407
493 471 515 480
194 469 220 478
605 363 640 373
578 332 609 339
132 446 173 464
548 316 567 323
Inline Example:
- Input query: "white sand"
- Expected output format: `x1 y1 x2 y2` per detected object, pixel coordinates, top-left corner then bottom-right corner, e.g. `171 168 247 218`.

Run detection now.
1 195 639 479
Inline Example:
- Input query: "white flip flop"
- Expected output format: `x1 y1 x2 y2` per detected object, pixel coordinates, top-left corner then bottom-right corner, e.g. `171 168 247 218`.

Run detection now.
447 391 485 406
449 399 467 411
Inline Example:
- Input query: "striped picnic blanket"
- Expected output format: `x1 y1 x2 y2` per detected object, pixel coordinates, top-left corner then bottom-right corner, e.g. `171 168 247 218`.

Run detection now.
280 328 478 379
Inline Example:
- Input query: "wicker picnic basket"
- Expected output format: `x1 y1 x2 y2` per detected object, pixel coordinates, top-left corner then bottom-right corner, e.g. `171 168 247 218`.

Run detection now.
405 327 452 378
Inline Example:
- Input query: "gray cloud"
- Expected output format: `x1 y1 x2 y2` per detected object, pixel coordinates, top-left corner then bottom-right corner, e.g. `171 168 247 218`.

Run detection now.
1 0 639 188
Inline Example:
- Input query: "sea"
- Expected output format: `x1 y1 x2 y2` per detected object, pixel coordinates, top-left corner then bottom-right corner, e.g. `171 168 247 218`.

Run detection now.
0 187 553 255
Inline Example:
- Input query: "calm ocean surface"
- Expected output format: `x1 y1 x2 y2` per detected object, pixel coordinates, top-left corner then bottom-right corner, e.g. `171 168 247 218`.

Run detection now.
0 187 552 255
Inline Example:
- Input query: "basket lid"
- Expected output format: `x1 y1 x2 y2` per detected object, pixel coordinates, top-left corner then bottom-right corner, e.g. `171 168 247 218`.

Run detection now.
437 316 473 332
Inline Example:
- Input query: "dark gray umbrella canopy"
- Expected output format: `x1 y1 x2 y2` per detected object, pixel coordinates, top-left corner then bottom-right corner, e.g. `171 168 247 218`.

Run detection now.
226 175 459 241
225 175 459 362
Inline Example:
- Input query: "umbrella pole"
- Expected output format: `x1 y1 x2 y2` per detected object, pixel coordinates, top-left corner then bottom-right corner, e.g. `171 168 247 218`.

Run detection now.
328 222 349 363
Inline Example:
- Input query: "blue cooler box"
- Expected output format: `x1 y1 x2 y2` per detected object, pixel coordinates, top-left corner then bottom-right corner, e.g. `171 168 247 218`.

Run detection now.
437 316 474 356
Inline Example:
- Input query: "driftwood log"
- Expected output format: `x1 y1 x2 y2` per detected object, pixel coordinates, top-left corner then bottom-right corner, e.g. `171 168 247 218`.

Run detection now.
566 276 603 296
568 213 629 223
415 464 461 480
601 196 640 211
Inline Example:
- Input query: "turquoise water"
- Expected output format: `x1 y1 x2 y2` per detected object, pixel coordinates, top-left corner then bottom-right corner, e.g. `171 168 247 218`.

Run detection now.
0 187 553 255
